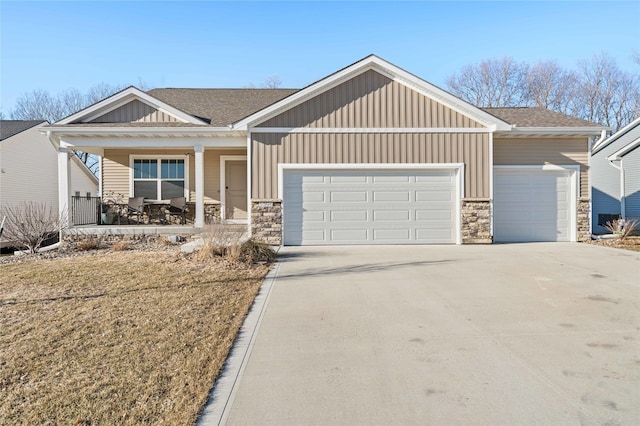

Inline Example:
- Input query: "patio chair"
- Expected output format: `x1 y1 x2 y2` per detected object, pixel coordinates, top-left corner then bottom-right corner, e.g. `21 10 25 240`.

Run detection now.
168 197 186 224
126 197 145 224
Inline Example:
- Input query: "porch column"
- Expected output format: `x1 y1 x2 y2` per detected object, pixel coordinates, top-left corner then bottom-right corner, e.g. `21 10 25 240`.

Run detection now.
194 145 205 228
57 145 71 227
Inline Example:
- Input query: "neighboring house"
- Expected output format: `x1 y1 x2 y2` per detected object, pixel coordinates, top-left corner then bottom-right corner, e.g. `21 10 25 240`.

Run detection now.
591 117 640 233
0 120 99 243
43 55 607 245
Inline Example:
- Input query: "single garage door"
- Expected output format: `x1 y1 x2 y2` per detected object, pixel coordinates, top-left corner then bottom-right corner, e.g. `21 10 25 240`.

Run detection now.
494 169 573 242
282 168 457 245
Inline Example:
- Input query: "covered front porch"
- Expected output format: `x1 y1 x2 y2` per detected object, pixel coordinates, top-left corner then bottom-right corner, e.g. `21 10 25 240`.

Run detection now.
46 128 249 230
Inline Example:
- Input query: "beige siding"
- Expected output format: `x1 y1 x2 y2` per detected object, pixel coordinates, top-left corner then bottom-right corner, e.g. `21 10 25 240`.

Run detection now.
91 100 180 123
252 133 490 199
493 138 590 197
258 70 483 129
102 148 246 201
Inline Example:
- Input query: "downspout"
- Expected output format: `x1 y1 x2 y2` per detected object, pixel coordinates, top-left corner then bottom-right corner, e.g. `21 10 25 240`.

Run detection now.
607 157 625 220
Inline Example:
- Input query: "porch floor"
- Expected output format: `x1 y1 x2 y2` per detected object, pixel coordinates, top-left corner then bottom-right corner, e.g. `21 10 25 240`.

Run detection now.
66 223 248 236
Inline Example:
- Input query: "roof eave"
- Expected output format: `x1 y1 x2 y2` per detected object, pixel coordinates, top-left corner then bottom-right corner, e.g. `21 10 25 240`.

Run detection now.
42 126 242 137
497 126 609 137
592 116 640 154
607 136 640 160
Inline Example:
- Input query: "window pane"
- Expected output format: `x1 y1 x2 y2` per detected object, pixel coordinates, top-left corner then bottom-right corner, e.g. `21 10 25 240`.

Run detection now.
161 180 184 199
161 159 184 179
134 159 157 179
134 181 157 199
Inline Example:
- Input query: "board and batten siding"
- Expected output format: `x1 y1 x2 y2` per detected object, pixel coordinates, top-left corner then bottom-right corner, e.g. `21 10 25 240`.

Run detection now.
493 138 589 197
91 100 180 123
251 132 490 199
258 70 484 129
102 148 246 201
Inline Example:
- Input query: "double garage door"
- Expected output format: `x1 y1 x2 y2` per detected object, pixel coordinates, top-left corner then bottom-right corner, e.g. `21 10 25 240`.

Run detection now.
494 169 574 242
282 168 457 245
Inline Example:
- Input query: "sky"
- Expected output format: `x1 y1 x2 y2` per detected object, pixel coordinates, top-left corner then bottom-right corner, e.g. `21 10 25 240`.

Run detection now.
1 1 639 116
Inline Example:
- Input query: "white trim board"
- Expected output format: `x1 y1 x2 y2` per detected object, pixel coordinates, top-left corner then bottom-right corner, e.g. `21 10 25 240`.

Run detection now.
251 127 492 134
277 163 465 245
220 155 248 221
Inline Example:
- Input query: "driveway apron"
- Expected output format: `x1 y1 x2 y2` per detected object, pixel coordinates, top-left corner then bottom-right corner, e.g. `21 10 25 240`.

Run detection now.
223 243 640 425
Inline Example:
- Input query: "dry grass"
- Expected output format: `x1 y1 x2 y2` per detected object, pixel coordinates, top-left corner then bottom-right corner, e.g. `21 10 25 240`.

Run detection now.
0 250 270 425
586 235 640 252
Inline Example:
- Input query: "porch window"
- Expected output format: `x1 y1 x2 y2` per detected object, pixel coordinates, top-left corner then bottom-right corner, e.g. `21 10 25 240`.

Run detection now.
132 157 186 200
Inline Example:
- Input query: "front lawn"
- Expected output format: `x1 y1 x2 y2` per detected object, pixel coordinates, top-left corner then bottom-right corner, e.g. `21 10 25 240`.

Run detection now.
0 247 269 424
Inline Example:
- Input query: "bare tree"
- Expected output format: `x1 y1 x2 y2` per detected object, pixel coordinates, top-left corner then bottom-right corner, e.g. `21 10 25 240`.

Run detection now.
0 202 66 253
9 82 146 174
446 57 529 107
447 53 639 131
263 75 283 89
524 60 577 113
244 75 283 89
571 52 640 130
11 83 127 123
11 89 64 123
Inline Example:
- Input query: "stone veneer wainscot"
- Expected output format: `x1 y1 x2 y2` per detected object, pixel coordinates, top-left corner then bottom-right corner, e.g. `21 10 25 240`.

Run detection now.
577 198 591 242
251 200 282 245
461 198 492 244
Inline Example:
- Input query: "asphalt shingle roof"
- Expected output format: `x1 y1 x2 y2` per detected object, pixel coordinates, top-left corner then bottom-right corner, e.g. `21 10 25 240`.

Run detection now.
146 90 603 128
146 88 299 127
481 107 603 128
0 120 46 141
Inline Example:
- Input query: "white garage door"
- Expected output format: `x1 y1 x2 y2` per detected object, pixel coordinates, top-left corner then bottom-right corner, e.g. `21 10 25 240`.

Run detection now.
282 168 457 245
494 169 573 242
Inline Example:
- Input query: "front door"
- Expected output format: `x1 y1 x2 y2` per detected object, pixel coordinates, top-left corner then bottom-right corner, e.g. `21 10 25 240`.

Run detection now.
225 160 248 220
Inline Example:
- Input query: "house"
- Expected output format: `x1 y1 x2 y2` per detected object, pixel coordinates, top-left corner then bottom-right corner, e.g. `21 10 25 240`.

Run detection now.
591 116 640 233
1 120 99 246
43 55 607 245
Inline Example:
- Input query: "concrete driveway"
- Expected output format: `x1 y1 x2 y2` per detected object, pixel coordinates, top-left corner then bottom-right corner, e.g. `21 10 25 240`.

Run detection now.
219 243 639 425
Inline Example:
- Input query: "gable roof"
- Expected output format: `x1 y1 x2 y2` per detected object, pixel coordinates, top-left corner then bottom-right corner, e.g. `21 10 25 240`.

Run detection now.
147 88 298 127
592 116 640 154
1 120 46 141
232 54 513 131
43 55 608 135
55 86 208 125
482 108 603 128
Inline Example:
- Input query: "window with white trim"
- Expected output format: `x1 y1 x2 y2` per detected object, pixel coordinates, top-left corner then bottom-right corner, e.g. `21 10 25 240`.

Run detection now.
132 157 187 200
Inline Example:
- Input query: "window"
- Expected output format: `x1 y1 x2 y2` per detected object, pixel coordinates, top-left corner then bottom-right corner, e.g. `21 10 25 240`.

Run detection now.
132 157 187 200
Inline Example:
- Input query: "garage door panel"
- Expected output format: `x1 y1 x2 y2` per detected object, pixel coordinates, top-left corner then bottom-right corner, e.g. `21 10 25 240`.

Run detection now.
302 211 325 222
416 209 453 221
373 175 411 183
302 191 325 202
494 169 573 243
330 175 367 183
283 169 457 245
416 228 455 240
331 191 367 202
374 210 411 221
374 229 411 240
374 191 410 202
415 190 454 202
331 229 368 241
331 210 368 221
